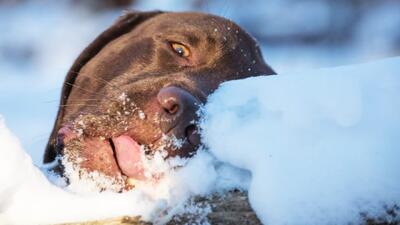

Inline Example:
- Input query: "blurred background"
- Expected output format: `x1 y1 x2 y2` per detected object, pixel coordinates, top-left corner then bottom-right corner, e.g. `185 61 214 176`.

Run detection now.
1 0 399 164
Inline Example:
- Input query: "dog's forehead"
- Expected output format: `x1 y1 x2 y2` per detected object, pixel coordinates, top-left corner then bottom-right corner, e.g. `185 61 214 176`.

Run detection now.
131 11 260 54
138 12 246 37
159 12 235 27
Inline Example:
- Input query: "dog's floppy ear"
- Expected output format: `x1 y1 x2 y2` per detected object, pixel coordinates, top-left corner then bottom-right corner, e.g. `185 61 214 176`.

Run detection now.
44 10 163 163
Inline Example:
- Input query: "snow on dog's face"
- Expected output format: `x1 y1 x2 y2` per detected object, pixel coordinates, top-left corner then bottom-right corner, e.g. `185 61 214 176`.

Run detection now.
44 11 275 191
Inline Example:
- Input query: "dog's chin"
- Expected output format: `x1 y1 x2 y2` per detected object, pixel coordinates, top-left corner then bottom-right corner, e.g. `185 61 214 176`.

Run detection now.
59 132 124 179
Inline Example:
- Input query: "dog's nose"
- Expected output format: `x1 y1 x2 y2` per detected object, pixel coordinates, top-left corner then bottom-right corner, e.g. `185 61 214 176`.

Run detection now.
157 86 201 154
158 86 200 116
158 86 187 116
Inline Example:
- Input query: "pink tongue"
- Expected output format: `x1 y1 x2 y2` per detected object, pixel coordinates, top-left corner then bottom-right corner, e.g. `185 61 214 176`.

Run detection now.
112 135 145 180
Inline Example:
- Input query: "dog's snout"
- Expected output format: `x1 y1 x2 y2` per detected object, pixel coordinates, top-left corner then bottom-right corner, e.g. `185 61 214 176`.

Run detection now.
157 86 201 155
157 86 200 119
157 86 184 115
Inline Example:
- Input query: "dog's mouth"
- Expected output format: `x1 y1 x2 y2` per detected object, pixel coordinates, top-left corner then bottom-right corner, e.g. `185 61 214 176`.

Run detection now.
108 126 200 181
56 122 201 179
109 136 146 180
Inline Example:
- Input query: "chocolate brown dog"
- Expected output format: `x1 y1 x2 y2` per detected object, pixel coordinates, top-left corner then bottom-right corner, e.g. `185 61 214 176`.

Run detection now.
44 11 275 188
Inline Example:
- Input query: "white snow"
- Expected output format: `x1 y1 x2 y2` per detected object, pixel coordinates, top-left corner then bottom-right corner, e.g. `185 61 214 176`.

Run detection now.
201 57 400 225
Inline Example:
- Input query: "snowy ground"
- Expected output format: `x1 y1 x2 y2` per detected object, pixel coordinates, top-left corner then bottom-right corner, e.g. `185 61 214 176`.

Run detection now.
1 57 399 225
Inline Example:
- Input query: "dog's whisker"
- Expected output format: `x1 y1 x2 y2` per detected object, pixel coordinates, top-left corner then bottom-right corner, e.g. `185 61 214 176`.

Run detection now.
204 0 211 14
62 101 101 107
60 103 99 108
63 101 100 106
64 82 114 101
41 99 59 104
217 0 228 17
69 70 126 96
221 0 231 18
32 134 52 143
67 98 102 102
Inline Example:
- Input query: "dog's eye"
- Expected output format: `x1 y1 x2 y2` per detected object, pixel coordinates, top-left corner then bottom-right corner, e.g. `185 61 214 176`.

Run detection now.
170 42 190 57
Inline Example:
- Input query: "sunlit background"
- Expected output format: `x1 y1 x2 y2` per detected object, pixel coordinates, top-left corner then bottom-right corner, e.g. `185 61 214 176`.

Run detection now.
1 0 399 164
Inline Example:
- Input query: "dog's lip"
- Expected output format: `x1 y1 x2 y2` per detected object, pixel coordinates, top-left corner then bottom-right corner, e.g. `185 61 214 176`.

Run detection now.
110 135 146 180
185 124 200 146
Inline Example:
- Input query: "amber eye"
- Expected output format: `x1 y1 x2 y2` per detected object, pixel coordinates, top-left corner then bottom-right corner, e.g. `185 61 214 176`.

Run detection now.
170 42 190 57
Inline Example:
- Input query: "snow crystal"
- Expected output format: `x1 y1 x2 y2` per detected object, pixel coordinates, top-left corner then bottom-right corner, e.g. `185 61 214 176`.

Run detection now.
61 153 125 193
201 56 400 225
138 110 146 120
118 92 128 101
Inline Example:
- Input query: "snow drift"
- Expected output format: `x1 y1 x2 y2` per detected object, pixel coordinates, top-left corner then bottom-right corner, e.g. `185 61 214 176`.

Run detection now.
201 57 400 225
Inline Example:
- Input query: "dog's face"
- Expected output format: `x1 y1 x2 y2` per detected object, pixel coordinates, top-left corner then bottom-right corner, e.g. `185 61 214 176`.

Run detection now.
45 11 275 187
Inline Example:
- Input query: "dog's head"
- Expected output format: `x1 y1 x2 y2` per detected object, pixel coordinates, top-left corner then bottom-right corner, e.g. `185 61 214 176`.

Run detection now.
44 11 275 187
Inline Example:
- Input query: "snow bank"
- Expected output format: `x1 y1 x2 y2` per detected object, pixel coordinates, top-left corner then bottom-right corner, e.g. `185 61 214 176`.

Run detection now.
201 57 400 225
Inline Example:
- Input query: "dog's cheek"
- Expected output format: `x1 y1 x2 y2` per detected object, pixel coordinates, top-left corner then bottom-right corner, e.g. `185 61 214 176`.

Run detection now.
80 137 122 177
125 99 165 145
63 136 122 178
